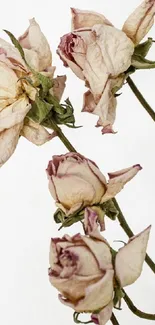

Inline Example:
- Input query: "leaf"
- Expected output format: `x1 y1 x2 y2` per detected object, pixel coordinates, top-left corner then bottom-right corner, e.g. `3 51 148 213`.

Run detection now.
27 96 52 124
4 29 26 62
134 38 153 58
131 54 155 69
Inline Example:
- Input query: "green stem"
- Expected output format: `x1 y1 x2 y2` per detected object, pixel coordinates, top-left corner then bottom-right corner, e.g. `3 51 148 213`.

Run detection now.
110 313 120 325
112 198 155 273
127 76 155 122
123 290 155 320
49 119 77 152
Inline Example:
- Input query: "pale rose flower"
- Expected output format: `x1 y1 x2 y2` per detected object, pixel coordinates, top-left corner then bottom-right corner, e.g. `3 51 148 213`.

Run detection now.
57 1 155 133
49 209 151 323
46 152 142 215
0 19 59 167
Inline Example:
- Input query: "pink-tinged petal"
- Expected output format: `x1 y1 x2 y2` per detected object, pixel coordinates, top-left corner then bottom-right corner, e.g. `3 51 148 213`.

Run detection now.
122 0 155 45
21 119 56 145
115 226 151 287
60 270 114 312
82 90 96 113
19 18 52 71
87 160 107 186
51 75 66 101
93 24 134 77
101 165 142 203
57 47 84 80
52 174 95 210
82 236 112 271
84 207 104 240
71 8 113 30
0 95 31 132
101 125 116 135
91 301 113 325
0 38 27 72
0 123 22 167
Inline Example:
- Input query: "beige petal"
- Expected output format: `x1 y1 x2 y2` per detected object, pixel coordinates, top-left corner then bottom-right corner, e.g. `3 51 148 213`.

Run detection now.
122 0 155 45
71 8 113 30
91 301 113 325
115 226 151 287
0 95 31 132
93 24 134 77
0 123 22 167
101 165 142 203
19 18 52 71
82 235 112 271
23 48 40 71
50 273 102 302
60 270 114 312
84 207 105 240
57 159 105 204
51 75 66 101
21 119 56 145
52 174 95 209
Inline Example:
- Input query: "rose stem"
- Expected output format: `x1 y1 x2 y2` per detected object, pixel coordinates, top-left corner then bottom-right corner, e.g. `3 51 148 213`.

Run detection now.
110 313 120 325
127 76 155 122
122 290 155 320
112 197 155 273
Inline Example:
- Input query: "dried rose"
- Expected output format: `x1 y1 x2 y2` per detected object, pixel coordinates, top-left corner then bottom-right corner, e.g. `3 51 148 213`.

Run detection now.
57 1 155 133
49 208 151 323
46 152 142 215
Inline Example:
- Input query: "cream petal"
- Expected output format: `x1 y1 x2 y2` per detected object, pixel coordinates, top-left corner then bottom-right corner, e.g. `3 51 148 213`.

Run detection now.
0 123 22 167
52 174 95 209
115 226 151 287
57 159 105 204
82 236 112 271
87 160 107 186
71 8 113 30
92 24 134 77
122 0 155 45
0 95 31 132
101 165 142 203
69 270 114 312
23 48 40 71
0 62 19 108
91 301 113 325
21 119 56 145
19 18 52 71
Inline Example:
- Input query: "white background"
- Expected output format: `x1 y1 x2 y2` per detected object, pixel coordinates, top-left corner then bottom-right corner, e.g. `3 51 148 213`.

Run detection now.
0 0 155 324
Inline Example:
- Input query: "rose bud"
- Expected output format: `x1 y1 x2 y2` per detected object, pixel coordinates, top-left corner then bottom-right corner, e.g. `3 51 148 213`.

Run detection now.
49 209 151 323
46 152 142 215
57 1 155 133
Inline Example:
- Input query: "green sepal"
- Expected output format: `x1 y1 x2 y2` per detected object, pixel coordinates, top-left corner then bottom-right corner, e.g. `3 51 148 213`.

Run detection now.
101 200 119 220
73 312 93 324
134 38 153 58
131 54 155 69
